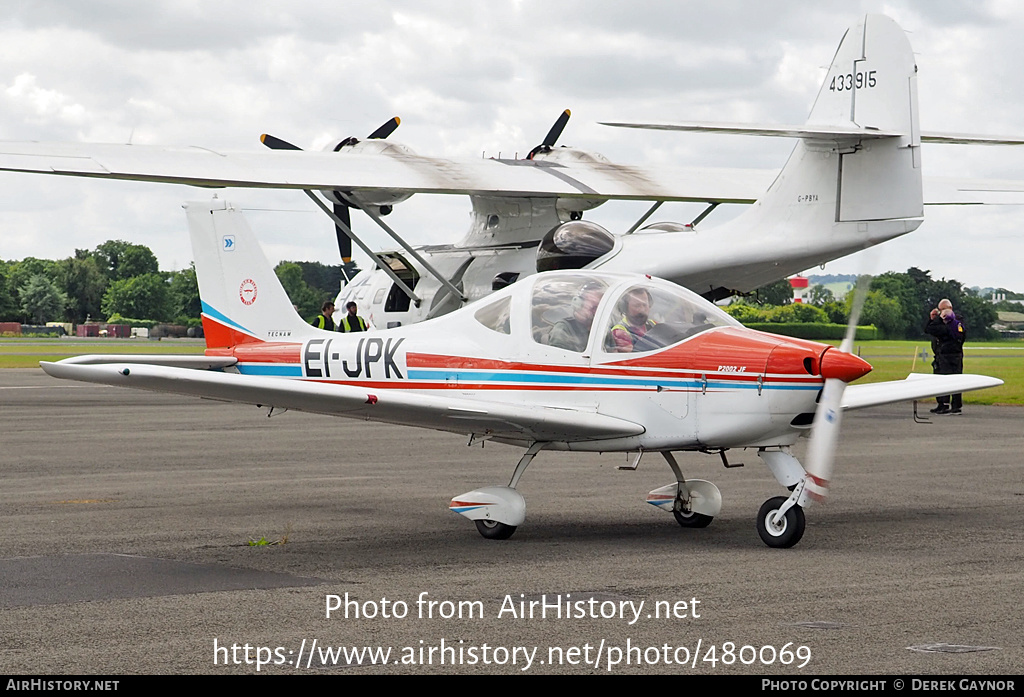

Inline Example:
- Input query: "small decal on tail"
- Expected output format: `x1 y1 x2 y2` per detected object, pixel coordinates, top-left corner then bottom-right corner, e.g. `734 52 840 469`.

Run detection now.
239 278 258 305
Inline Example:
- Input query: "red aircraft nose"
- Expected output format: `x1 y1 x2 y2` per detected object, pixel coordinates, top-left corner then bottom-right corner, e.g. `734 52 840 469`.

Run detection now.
819 348 872 382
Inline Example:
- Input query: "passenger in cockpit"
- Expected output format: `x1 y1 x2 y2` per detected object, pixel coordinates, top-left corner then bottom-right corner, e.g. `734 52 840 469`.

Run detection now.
548 281 605 352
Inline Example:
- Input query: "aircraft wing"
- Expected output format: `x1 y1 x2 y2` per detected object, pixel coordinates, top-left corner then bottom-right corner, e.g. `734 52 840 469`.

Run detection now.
4 139 1024 207
841 373 1003 411
0 140 772 203
39 360 644 442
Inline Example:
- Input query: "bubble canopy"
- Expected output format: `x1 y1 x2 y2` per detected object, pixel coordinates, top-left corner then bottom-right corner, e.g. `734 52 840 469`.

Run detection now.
535 221 616 273
472 272 742 354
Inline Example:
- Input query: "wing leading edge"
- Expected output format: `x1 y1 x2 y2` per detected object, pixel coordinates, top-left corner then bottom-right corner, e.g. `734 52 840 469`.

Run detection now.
39 360 645 443
841 373 1003 411
4 140 1024 206
0 140 767 203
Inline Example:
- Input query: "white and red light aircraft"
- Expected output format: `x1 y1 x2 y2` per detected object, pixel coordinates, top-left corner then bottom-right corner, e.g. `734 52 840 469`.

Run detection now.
40 198 1001 548
3 15 1024 328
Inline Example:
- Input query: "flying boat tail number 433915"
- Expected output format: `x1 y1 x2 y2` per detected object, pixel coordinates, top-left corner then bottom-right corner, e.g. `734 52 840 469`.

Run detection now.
830 70 877 92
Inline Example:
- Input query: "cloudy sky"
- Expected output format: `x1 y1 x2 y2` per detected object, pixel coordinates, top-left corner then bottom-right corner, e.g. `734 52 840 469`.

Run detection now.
1 1 1022 291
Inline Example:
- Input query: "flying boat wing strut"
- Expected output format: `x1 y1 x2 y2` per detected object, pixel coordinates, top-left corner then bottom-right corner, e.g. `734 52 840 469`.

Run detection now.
624 201 664 234
303 190 421 305
340 194 467 302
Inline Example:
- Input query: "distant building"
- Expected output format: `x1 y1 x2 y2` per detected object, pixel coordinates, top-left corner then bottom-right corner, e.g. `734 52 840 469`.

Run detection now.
995 311 1024 329
788 276 809 303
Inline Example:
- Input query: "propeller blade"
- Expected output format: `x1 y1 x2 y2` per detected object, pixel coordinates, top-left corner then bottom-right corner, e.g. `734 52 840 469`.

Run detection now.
803 377 845 502
367 117 401 140
802 272 874 503
527 109 572 159
542 109 571 147
260 133 302 151
840 273 872 353
333 202 353 263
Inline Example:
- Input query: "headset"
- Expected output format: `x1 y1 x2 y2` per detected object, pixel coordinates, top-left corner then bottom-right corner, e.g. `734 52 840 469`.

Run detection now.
616 286 653 316
571 280 607 313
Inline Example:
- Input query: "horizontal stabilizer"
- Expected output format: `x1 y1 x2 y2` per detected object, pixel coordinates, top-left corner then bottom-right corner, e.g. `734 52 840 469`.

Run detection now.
55 354 237 369
841 373 1003 411
39 361 645 442
601 122 1024 146
921 132 1024 146
600 121 905 141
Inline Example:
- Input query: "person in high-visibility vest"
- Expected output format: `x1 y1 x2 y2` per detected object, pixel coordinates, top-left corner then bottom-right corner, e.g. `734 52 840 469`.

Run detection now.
312 301 336 331
607 287 656 353
339 302 368 332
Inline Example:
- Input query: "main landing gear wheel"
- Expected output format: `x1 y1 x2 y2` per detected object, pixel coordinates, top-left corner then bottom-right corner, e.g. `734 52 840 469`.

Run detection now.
756 496 806 548
673 509 713 528
475 519 517 540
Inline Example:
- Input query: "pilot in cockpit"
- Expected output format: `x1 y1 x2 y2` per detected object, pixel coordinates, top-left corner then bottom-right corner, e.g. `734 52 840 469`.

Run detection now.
607 286 657 353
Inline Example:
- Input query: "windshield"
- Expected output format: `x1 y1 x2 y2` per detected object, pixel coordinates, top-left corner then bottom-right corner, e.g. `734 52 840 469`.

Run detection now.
530 275 609 353
602 282 739 354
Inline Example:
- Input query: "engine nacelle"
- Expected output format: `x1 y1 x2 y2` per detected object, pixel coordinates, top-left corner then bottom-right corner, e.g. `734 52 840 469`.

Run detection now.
320 138 416 209
530 146 612 216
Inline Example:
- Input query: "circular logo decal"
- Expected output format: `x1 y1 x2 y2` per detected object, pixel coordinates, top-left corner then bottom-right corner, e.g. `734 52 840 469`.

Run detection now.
239 278 258 306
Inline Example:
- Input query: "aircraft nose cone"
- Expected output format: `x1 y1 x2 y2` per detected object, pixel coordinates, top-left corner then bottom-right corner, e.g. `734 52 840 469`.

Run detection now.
819 348 872 382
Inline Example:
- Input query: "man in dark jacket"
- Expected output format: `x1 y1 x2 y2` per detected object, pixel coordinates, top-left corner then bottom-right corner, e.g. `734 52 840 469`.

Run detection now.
312 301 336 331
339 302 368 332
925 298 965 414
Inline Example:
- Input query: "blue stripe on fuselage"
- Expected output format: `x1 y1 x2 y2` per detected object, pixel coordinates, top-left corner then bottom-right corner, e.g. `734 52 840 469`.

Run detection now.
235 364 303 377
406 369 819 391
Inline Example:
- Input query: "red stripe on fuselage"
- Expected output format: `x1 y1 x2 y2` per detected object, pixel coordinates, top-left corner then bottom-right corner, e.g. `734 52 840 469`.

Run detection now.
607 327 827 372
406 325 829 385
304 379 673 392
204 323 831 387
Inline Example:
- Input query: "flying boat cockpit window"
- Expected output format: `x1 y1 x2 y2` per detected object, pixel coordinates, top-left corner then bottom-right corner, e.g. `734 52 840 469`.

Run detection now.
474 296 512 335
602 283 740 354
531 275 609 353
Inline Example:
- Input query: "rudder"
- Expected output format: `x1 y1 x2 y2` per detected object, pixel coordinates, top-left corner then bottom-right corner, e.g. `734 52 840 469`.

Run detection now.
185 199 318 349
806 14 922 221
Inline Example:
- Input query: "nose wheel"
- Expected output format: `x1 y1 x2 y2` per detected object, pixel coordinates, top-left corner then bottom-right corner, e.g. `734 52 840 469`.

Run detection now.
475 519 517 540
451 443 542 539
756 496 805 548
673 508 714 528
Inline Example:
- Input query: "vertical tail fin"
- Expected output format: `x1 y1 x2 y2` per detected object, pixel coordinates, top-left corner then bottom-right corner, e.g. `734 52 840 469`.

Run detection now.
603 14 924 294
186 199 316 348
749 13 922 228
717 14 923 287
804 14 922 221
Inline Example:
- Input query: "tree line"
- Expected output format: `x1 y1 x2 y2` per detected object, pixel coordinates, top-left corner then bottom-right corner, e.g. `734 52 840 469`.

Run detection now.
734 267 1001 340
1 246 1002 340
274 260 359 322
0 241 355 327
1 241 198 326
